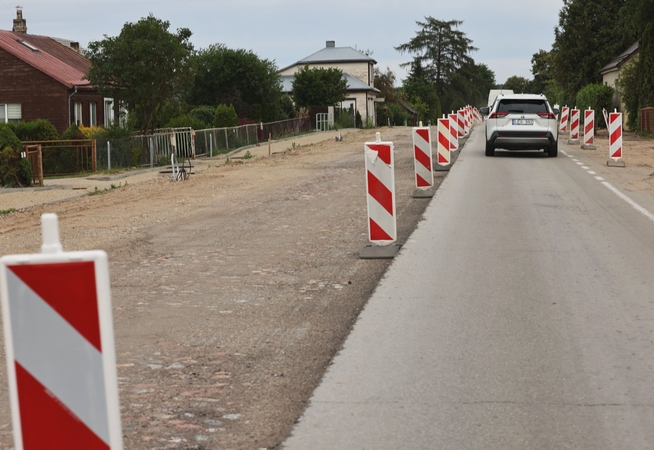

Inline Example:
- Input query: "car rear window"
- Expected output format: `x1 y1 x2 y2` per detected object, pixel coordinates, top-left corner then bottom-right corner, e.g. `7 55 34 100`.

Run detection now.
497 100 548 114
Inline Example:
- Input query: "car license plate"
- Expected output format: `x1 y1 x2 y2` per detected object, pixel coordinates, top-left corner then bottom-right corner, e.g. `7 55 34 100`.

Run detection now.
512 119 534 125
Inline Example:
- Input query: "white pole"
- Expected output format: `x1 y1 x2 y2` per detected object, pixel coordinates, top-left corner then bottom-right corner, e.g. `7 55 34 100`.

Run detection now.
209 133 213 158
107 141 111 171
41 213 63 254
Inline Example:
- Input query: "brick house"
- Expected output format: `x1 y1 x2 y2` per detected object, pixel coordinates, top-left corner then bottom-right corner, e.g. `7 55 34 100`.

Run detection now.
279 41 381 126
0 8 112 134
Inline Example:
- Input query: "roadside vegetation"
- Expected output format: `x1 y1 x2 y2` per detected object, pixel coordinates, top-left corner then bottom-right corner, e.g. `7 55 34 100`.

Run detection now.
500 0 654 132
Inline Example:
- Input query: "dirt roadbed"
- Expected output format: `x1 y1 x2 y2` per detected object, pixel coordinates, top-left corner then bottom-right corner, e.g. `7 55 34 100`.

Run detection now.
0 127 450 449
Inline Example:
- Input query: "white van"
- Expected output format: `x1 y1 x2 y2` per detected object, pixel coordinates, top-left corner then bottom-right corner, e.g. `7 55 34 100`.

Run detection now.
487 89 514 108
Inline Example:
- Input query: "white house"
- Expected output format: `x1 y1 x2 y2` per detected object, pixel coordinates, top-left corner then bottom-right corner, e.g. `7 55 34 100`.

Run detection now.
600 41 639 119
279 41 381 126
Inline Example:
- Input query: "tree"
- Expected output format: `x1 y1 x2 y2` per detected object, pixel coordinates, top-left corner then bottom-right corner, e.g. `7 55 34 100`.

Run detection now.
552 0 635 101
374 67 398 102
291 65 348 109
402 59 441 122
86 15 194 135
395 18 477 98
503 76 532 93
531 50 554 95
188 44 282 121
613 0 654 129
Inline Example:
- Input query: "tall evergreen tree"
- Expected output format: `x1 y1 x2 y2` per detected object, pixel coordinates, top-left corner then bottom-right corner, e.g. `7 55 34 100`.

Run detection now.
395 18 477 99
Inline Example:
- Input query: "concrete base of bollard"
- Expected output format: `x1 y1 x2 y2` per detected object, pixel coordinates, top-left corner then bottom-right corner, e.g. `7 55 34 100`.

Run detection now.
360 243 402 260
581 144 597 150
607 160 626 167
412 188 435 198
434 164 451 172
568 139 581 145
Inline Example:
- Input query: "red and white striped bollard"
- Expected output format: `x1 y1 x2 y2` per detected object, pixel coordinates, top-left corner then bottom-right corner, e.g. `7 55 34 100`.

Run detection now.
448 112 459 151
608 111 624 167
568 108 580 144
412 126 434 190
365 133 396 244
582 108 596 150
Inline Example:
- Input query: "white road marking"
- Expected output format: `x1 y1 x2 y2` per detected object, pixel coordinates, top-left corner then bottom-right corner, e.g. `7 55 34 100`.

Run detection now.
602 182 654 223
561 153 653 223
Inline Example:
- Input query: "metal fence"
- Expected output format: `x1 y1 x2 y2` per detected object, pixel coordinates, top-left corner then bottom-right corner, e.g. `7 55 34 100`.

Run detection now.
194 124 259 157
92 117 313 170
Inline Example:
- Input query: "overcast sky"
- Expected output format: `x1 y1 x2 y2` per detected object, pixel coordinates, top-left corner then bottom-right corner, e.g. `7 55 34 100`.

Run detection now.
1 0 564 86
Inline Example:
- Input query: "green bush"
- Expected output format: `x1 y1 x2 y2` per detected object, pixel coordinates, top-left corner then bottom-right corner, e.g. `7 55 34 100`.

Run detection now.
388 102 409 126
164 114 208 130
130 146 144 167
189 106 215 126
575 83 614 128
577 83 613 128
335 109 354 129
0 126 23 150
214 104 238 128
61 123 85 140
0 127 31 187
355 111 363 128
13 119 59 141
279 96 296 119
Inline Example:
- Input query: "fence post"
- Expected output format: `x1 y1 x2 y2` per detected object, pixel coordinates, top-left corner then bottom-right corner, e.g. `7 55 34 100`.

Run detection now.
209 133 213 158
225 129 229 149
107 141 111 171
92 139 96 172
149 138 154 167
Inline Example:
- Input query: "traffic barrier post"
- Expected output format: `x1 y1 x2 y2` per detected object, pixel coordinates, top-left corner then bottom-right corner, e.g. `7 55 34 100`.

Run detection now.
435 116 451 172
560 106 569 134
568 108 581 144
412 126 435 198
0 214 123 449
582 108 596 150
608 110 625 167
361 133 401 259
448 112 459 151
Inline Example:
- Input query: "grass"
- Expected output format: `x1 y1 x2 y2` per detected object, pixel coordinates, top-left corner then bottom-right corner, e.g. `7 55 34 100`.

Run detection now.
87 182 127 196
0 208 17 215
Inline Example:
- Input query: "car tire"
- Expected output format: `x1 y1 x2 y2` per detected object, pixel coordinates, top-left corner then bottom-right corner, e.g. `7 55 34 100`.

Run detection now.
548 141 558 157
485 141 495 157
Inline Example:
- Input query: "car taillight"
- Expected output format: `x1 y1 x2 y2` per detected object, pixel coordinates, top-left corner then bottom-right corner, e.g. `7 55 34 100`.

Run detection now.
537 112 556 119
489 112 508 119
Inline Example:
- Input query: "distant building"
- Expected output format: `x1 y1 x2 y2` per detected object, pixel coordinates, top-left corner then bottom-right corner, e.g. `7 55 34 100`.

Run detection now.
279 41 381 126
0 8 112 134
600 41 639 120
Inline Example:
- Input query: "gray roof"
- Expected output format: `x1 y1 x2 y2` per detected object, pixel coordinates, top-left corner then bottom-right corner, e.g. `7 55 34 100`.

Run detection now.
280 73 379 94
600 41 639 73
279 42 376 72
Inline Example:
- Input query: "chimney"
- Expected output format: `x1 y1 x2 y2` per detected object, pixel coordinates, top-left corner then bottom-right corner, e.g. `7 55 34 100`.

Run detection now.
326 41 335 48
13 7 27 33
70 42 80 52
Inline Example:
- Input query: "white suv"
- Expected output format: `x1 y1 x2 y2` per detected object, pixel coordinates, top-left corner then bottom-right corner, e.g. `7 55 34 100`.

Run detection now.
480 94 559 157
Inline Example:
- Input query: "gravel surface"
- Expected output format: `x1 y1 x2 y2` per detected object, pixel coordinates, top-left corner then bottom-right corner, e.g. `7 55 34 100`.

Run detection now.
0 127 450 449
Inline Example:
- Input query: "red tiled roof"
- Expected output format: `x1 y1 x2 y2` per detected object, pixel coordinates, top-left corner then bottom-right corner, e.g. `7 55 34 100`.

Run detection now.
0 30 92 89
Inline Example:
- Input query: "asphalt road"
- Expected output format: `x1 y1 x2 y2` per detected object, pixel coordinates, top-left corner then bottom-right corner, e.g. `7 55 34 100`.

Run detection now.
283 126 654 449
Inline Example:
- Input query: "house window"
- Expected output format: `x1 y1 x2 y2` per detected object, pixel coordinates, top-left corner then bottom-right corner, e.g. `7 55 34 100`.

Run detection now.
104 98 114 127
89 102 97 126
0 104 22 124
74 102 83 126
